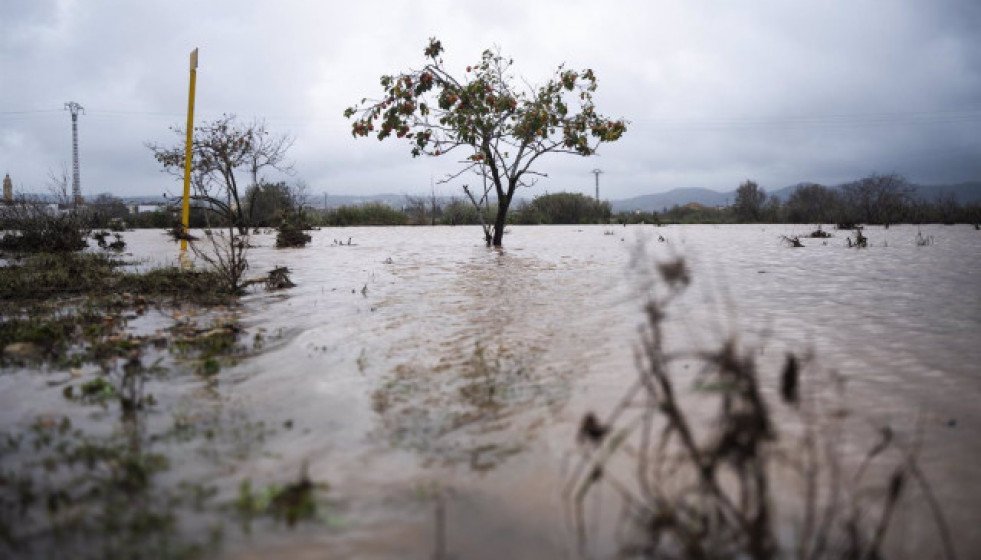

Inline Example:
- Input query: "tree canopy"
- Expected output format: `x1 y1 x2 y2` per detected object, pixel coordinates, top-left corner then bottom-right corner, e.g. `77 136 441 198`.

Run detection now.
515 192 611 224
840 173 914 226
344 38 626 246
733 180 767 222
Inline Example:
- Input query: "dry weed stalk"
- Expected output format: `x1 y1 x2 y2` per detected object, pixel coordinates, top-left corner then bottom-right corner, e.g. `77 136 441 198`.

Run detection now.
188 227 249 294
566 252 954 560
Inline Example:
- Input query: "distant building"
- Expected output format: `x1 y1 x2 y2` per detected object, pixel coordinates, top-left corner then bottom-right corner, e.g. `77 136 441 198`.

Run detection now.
129 204 163 214
2 173 11 202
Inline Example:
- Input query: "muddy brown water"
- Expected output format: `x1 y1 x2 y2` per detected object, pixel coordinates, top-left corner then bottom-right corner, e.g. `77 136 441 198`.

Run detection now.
2 224 979 559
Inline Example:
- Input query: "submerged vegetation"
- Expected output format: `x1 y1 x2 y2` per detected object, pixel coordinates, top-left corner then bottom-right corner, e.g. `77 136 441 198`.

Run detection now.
92 229 127 251
275 222 312 248
0 238 326 558
0 414 224 560
234 466 330 531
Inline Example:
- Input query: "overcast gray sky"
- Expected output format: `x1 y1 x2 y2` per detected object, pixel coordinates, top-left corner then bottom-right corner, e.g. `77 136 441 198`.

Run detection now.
2 0 979 200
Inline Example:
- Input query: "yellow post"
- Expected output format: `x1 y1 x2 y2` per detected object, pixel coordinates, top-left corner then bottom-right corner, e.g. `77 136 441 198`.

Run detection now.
180 48 198 253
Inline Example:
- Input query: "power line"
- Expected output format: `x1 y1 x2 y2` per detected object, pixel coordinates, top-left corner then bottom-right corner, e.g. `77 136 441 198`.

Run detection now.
85 109 184 118
0 108 326 123
0 109 63 115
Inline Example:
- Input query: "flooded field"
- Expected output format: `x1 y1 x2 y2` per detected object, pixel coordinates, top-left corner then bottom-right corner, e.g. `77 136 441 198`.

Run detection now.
2 224 979 559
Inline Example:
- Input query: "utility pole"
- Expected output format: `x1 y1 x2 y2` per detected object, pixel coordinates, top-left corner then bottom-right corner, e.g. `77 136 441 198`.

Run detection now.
180 48 198 254
64 102 84 206
591 168 603 201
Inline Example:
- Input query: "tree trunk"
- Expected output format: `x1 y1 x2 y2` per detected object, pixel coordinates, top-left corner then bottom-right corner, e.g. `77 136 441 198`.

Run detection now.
491 196 510 246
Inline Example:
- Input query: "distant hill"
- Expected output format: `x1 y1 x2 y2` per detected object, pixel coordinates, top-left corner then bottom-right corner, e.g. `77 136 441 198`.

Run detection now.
611 188 732 213
912 182 981 204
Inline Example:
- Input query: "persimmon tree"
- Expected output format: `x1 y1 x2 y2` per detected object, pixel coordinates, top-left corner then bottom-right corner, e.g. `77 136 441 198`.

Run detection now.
344 38 626 246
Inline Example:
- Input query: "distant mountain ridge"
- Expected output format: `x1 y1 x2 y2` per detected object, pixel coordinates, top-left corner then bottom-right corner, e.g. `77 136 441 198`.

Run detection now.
611 188 731 213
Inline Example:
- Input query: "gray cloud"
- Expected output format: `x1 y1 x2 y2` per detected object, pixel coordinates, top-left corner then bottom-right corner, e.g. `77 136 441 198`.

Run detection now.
1 0 978 200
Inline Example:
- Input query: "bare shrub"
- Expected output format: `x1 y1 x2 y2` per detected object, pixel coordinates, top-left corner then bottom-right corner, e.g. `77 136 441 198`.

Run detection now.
566 250 954 560
781 234 804 247
147 115 294 234
187 228 249 294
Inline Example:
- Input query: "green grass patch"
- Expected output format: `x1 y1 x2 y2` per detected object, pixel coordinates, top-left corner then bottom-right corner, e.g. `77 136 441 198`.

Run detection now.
0 253 233 302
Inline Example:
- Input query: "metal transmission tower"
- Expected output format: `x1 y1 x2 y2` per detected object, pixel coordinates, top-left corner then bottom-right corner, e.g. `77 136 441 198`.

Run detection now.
65 101 84 206
591 168 603 201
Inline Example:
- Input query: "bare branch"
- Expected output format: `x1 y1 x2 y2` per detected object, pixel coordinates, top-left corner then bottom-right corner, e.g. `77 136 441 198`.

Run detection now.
147 114 293 233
